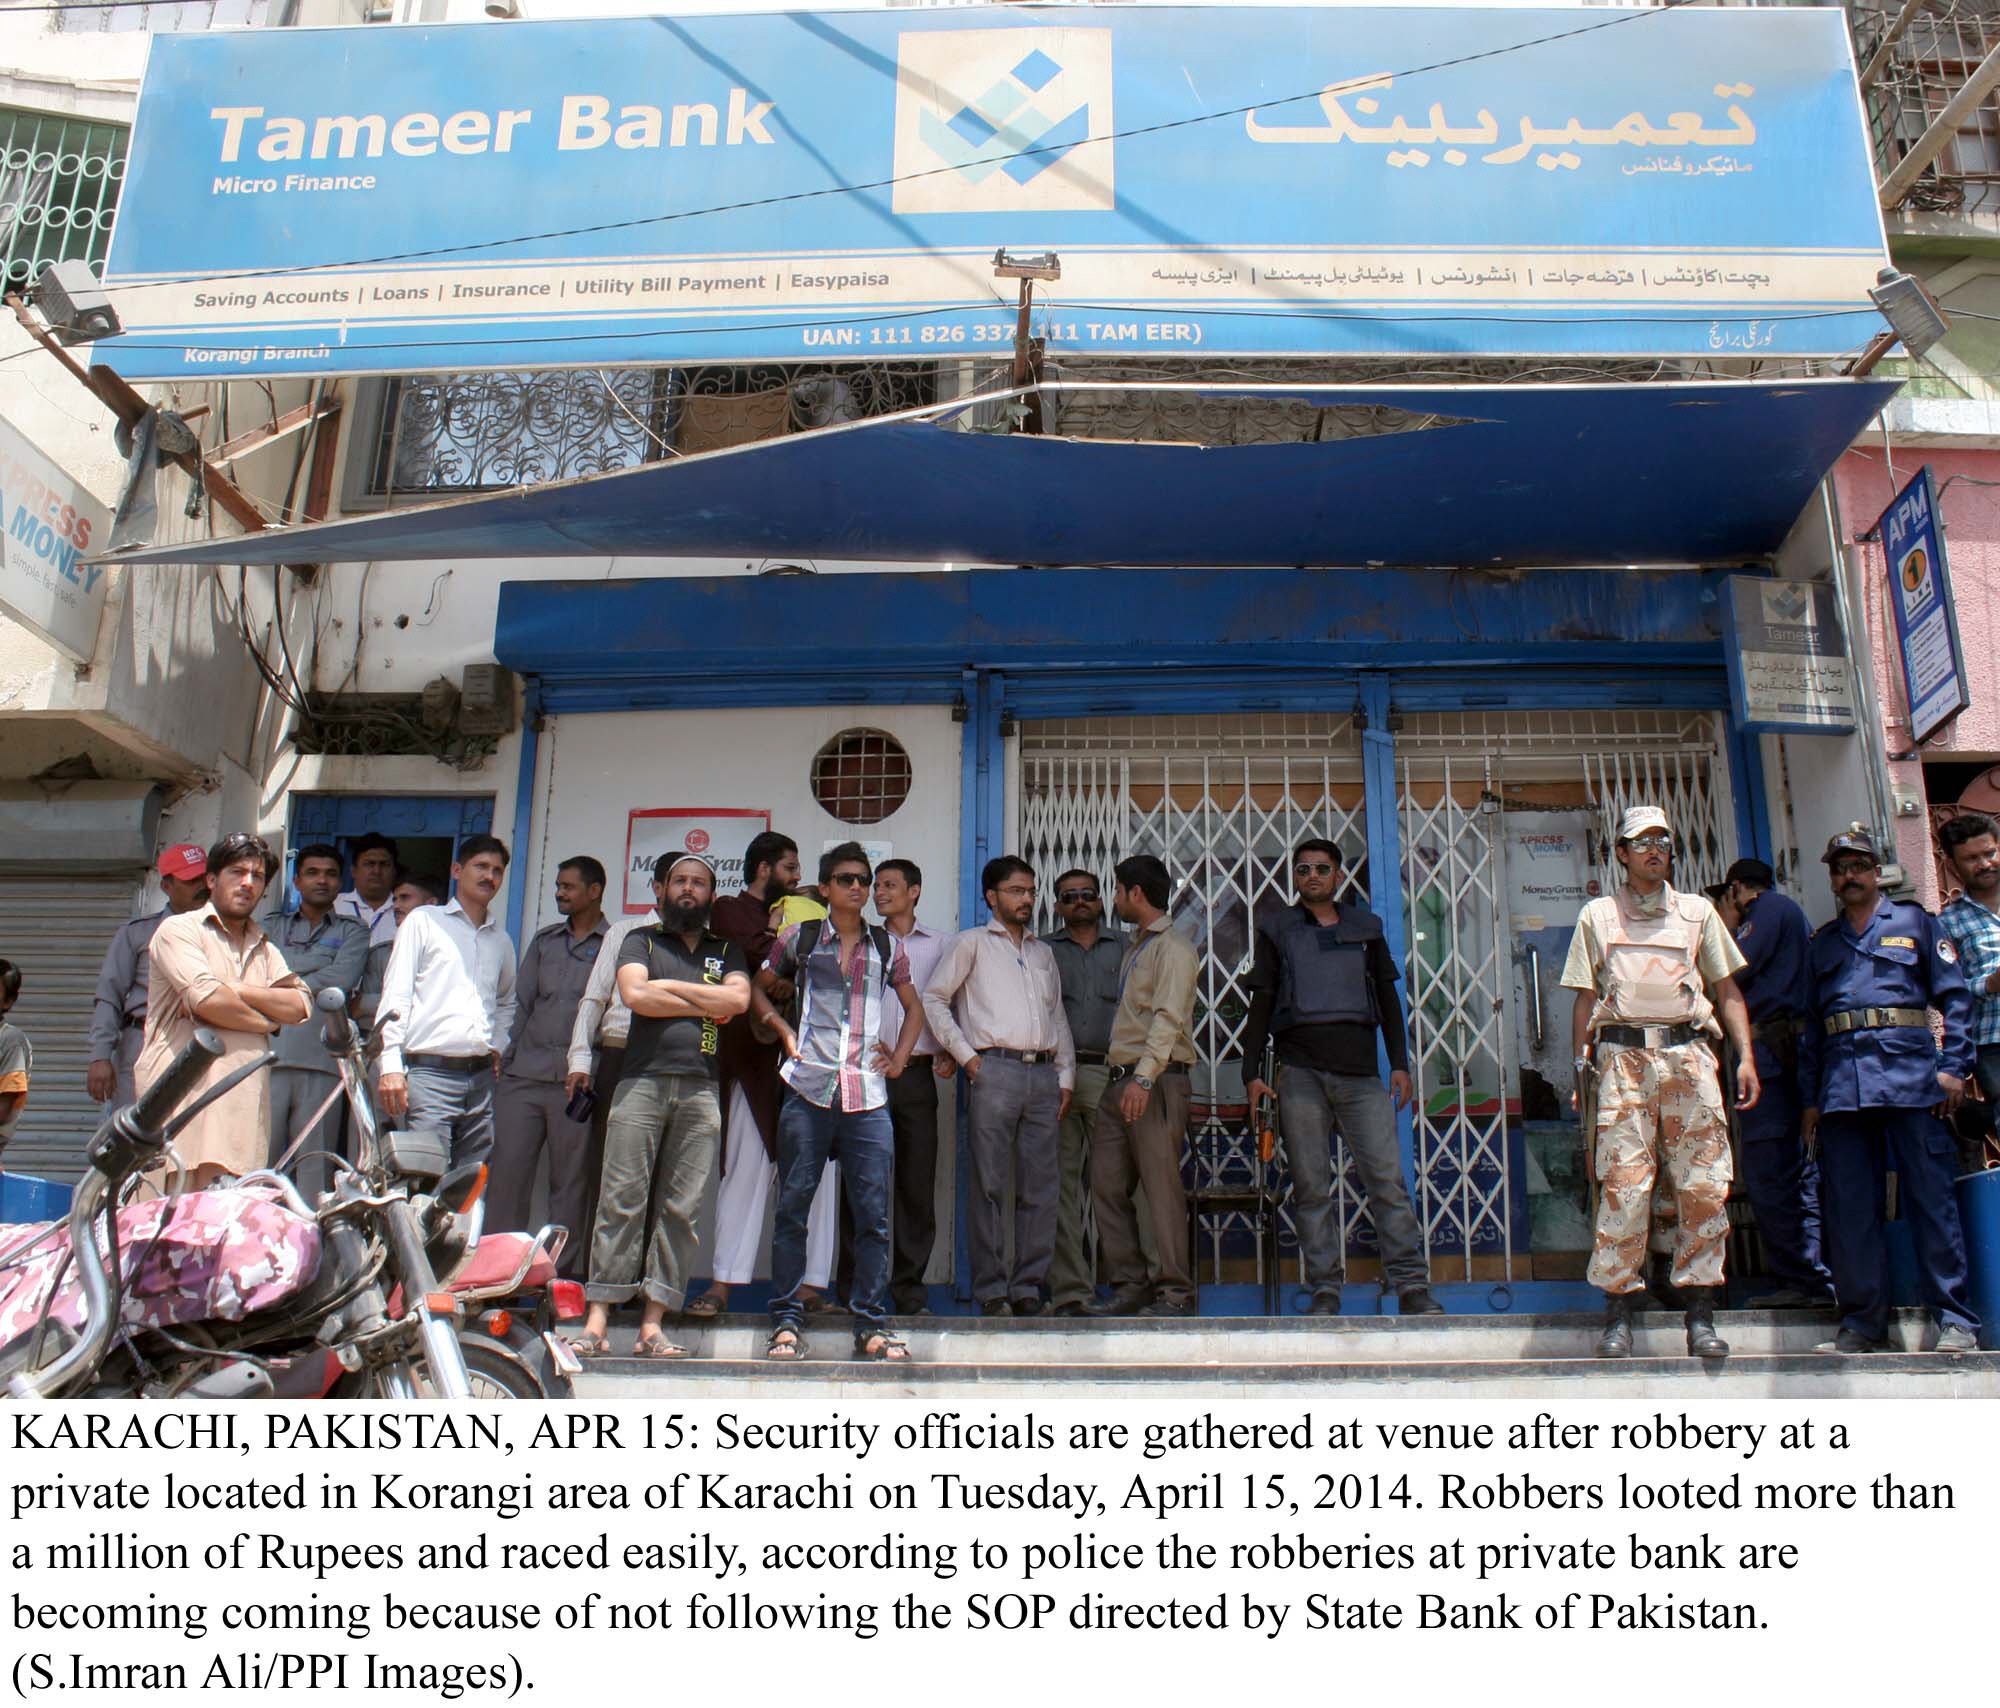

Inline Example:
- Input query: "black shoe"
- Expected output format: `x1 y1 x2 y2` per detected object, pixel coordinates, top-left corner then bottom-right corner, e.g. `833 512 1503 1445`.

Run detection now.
980 1299 1013 1318
1011 1297 1046 1318
1682 1288 1729 1361
1138 1296 1196 1318
1051 1300 1089 1317
1085 1285 1154 1317
893 1291 930 1317
1398 1287 1446 1317
1820 1326 1886 1355
1596 1291 1636 1359
1306 1289 1345 1317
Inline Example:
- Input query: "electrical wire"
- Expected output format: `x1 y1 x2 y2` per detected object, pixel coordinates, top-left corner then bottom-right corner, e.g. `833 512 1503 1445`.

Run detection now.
93 0 1711 294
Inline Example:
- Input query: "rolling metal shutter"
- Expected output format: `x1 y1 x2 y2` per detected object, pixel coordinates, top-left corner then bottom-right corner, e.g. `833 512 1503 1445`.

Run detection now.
0 874 141 1183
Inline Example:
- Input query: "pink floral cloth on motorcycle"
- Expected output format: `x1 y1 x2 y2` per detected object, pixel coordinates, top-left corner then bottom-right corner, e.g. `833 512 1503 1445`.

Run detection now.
0 1187 320 1346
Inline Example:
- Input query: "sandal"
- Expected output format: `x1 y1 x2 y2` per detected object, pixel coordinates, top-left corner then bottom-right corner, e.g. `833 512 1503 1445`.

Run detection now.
765 1327 806 1361
683 1293 727 1319
567 1331 614 1357
633 1333 693 1360
854 1332 911 1362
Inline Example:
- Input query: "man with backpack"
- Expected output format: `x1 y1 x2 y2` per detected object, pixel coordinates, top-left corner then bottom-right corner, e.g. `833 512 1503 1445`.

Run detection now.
756 843 925 1362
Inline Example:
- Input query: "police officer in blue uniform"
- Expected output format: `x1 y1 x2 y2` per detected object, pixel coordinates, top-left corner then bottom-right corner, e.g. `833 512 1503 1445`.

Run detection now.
1799 830 1981 1354
1723 858 1835 1306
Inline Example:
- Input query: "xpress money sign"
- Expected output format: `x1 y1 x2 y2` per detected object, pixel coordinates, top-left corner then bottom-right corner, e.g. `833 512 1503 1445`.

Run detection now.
102 6 1888 377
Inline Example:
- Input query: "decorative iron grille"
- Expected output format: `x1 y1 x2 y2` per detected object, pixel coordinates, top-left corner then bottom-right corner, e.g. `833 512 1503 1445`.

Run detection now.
361 363 941 499
50 0 274 34
0 107 128 293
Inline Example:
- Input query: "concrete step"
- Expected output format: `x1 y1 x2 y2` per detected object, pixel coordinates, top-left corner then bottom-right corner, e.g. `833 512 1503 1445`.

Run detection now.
574 1351 2000 1400
569 1310 2000 1399
579 1306 1922 1364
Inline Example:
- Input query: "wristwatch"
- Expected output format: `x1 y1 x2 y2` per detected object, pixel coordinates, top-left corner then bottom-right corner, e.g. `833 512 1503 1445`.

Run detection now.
1573 1056 1591 1075
1134 1073 1155 1090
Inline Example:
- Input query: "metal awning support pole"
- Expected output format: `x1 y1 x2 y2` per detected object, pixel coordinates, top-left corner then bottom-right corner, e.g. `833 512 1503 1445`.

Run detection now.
1878 36 2000 208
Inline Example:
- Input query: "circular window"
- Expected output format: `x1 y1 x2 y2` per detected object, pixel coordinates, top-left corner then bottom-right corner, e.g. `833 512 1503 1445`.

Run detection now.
811 727 913 825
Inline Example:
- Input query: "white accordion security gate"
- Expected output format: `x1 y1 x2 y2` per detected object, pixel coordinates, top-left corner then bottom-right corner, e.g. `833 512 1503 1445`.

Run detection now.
1016 706 1737 1301
1018 716 1369 1290
1396 710 1737 1293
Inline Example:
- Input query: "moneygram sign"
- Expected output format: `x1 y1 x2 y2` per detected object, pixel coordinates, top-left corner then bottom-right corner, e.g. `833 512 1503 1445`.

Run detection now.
103 6 1889 377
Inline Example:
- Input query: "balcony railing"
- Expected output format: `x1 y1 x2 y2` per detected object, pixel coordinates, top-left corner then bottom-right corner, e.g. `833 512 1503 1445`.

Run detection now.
1853 0 2000 218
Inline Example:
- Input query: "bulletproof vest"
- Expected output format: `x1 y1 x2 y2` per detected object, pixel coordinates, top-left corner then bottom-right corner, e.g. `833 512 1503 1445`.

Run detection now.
1272 905 1382 1030
1598 888 1709 1025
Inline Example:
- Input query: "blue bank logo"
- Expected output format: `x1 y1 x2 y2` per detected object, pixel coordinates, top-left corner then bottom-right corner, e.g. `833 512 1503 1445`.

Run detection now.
893 28 1114 214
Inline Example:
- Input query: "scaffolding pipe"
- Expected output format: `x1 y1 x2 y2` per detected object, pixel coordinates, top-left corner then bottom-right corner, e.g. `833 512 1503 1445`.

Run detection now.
1857 0 1931 94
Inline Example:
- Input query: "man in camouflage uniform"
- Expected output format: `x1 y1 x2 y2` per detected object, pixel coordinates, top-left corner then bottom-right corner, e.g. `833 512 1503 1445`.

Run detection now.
1561 805 1760 1360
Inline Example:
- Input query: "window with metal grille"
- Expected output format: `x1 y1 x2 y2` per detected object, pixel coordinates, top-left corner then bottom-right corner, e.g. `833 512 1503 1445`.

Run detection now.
0 107 128 294
811 729 913 826
350 363 942 505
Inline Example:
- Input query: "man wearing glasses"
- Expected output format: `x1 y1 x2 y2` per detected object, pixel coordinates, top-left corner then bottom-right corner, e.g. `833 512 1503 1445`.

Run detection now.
923 855 1076 1315
1243 839 1443 1319
1560 805 1758 1361
1045 868 1130 1316
1799 829 1979 1354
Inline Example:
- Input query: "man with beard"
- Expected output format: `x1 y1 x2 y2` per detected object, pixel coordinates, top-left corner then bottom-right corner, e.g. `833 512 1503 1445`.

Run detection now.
1938 812 2000 1103
571 853 749 1359
137 833 311 1189
1801 829 1979 1354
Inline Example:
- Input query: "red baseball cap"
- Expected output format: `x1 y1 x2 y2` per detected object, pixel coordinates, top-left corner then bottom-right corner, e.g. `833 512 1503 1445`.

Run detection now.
157 843 208 881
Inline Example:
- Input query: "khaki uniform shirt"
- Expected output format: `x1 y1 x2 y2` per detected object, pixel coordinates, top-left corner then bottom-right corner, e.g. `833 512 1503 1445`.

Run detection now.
1559 883 1745 1037
1106 914 1200 1082
137 904 306 1176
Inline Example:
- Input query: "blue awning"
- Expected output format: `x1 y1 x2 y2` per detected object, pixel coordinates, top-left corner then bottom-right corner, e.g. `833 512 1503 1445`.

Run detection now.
99 378 1897 570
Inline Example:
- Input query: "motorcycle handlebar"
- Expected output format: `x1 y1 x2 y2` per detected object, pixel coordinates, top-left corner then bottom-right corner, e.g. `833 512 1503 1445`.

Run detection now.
318 986 355 1054
128 1029 224 1138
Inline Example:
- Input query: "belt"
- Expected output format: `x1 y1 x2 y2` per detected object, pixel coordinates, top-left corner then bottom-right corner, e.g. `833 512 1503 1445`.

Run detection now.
1752 1014 1802 1040
121 1014 146 1030
1107 1062 1190 1083
1074 1051 1108 1066
1823 1007 1929 1036
978 1047 1056 1065
403 1051 490 1071
1596 1022 1704 1050
906 1053 934 1066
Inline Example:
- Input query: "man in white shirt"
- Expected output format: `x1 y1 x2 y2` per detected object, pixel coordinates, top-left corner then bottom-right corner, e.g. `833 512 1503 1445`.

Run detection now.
335 831 401 948
376 835 518 1169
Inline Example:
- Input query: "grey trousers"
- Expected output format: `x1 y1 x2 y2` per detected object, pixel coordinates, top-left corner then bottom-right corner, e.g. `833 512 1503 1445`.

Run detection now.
404 1059 497 1173
1049 1063 1159 1306
268 1066 346 1196
490 1075 597 1267
1089 1073 1194 1305
587 1071 721 1310
965 1055 1062 1305
1277 1063 1430 1295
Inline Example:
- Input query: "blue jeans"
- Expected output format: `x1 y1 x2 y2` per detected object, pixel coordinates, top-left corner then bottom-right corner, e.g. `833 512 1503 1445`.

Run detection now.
1276 1064 1429 1295
772 1091 893 1334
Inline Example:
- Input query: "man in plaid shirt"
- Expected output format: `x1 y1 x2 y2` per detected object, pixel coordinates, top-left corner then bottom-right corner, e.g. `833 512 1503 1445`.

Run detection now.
1939 812 2000 1100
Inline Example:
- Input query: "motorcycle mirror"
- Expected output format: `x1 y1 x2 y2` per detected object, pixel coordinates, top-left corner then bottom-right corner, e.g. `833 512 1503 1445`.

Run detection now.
316 987 348 1013
435 1162 488 1217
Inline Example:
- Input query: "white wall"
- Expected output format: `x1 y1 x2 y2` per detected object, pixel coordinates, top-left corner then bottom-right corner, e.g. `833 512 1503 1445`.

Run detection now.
522 703 962 938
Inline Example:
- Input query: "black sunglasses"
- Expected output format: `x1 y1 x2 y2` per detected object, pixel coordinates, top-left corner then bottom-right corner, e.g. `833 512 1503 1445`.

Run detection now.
828 872 870 887
1057 889 1099 903
1294 861 1336 876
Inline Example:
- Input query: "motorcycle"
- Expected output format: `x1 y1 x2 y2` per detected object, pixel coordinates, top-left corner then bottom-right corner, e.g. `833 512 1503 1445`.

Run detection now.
0 991 581 1400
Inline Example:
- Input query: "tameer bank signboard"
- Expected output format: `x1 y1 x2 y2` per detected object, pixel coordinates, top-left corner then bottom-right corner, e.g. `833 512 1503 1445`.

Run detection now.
101 6 1890 377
